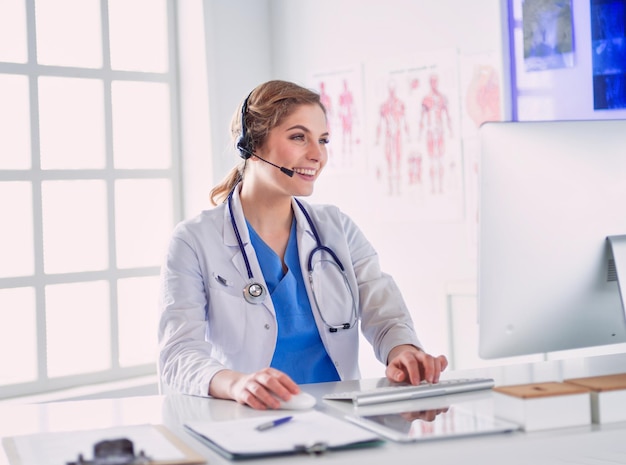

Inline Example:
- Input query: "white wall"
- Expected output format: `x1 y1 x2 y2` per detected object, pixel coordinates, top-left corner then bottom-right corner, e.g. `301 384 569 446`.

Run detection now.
269 0 508 376
196 0 509 377
202 0 274 186
270 0 507 77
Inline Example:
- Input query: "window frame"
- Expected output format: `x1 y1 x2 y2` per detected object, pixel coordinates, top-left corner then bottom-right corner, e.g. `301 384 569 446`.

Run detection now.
0 0 183 399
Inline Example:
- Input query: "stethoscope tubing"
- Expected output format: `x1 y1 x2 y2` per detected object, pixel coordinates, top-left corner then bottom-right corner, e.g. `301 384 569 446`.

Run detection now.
226 190 357 331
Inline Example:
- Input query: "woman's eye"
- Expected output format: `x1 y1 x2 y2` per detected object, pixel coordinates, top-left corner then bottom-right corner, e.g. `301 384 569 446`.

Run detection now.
320 137 330 145
290 134 305 141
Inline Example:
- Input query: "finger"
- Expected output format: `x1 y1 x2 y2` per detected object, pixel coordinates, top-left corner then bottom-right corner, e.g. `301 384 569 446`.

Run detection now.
396 350 423 383
241 375 284 410
237 382 272 410
242 392 267 410
256 369 300 403
273 372 301 397
400 353 423 385
421 410 438 422
414 352 436 384
385 363 407 383
421 354 440 384
406 357 424 385
430 355 448 383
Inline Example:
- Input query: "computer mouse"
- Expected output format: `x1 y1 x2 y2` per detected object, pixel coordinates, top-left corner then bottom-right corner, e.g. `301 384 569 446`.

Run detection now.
276 392 317 410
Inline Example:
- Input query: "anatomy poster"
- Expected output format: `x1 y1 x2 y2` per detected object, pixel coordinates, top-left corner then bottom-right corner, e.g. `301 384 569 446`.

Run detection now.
364 49 463 222
459 52 505 258
308 66 366 173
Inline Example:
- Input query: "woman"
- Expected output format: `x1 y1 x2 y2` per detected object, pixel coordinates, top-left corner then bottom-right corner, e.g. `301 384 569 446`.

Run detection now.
158 80 447 410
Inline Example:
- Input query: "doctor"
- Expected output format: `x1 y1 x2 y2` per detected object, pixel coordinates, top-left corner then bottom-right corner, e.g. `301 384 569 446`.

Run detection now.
158 80 447 410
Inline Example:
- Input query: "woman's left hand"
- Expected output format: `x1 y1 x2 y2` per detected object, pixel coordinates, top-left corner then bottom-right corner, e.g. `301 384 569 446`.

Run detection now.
385 345 448 385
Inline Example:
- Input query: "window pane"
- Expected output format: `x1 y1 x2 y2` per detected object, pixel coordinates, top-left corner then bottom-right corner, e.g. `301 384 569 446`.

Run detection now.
117 276 159 367
108 0 168 73
42 180 108 274
115 179 173 268
111 81 171 169
38 77 106 170
35 0 102 68
0 74 31 169
0 0 27 63
45 281 110 377
0 287 37 384
0 182 34 277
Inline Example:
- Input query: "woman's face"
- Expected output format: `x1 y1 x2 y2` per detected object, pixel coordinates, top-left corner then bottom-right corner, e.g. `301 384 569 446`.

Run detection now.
254 103 329 197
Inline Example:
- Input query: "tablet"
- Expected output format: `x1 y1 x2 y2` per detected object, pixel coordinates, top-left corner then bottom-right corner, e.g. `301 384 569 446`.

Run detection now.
346 404 519 442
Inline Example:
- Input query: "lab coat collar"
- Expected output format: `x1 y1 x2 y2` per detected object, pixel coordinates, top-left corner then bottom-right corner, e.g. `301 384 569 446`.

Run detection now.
223 188 317 249
291 197 318 249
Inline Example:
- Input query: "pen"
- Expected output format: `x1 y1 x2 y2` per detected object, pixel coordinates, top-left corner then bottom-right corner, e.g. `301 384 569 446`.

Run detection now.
256 415 293 432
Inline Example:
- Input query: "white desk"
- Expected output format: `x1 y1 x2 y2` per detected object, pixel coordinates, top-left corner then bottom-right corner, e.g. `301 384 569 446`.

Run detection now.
2 352 626 465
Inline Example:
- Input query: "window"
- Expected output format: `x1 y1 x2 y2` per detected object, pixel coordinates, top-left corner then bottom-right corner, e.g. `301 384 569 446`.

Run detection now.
0 0 181 399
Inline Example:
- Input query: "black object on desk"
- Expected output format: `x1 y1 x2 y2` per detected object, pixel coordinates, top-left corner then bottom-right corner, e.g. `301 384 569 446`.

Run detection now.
67 438 150 465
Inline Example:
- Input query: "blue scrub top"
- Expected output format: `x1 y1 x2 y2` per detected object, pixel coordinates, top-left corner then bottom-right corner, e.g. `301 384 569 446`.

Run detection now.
247 219 340 384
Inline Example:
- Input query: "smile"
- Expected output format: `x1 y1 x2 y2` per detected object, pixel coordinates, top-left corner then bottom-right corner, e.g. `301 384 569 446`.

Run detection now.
292 168 316 176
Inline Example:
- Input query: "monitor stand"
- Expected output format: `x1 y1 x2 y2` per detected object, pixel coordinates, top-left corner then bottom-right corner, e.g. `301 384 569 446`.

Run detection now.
607 235 626 321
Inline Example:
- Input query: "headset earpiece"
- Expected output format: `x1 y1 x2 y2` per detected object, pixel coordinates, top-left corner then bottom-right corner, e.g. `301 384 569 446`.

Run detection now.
236 135 251 159
237 92 253 159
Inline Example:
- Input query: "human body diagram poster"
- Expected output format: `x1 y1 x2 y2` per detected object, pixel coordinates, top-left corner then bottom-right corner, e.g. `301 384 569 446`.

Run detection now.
365 49 463 221
309 49 503 226
309 66 366 174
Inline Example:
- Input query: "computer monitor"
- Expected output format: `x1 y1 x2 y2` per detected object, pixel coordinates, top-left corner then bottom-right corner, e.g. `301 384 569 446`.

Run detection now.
478 119 626 359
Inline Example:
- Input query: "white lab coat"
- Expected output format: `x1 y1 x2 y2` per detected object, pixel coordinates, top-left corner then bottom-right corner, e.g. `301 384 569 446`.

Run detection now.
158 188 422 397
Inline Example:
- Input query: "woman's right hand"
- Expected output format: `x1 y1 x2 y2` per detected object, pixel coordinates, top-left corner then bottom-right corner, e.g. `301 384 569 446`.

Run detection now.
210 367 300 410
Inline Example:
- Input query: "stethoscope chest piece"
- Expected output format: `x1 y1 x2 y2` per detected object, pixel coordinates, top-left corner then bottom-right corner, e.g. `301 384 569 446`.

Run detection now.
243 281 267 304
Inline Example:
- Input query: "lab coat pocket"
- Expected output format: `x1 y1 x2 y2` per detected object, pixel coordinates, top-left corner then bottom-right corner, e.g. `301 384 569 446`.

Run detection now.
206 286 247 354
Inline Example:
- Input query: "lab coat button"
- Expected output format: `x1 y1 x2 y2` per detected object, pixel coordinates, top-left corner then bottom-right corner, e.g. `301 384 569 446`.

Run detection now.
264 324 270 330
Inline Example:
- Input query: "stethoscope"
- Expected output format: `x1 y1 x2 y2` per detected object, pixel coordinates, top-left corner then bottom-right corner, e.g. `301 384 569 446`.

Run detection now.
227 190 358 332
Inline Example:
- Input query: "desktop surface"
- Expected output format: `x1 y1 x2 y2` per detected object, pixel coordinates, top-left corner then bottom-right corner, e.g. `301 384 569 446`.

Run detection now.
1 352 626 465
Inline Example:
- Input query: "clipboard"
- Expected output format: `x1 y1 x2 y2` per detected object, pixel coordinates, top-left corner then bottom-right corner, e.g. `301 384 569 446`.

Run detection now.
2 424 206 465
184 410 383 460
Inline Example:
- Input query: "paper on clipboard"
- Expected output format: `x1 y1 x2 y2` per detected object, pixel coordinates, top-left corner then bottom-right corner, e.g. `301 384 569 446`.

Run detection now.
2 424 205 465
184 410 382 460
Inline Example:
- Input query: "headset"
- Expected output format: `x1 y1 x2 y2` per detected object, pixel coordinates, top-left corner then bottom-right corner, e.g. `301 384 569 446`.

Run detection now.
235 91 294 177
236 92 254 160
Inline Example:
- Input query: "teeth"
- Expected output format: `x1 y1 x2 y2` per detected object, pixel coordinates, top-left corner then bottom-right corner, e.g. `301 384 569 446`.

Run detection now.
293 168 316 176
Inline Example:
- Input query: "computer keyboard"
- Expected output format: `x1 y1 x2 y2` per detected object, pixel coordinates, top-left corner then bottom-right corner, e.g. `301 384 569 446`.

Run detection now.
323 377 495 406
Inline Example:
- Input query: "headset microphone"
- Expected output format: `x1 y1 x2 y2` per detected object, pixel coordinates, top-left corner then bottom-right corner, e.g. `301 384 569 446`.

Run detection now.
254 155 295 177
238 144 294 177
237 91 294 178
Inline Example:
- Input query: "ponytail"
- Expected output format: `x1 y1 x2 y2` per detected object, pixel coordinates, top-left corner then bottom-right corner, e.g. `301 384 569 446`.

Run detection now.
209 163 244 206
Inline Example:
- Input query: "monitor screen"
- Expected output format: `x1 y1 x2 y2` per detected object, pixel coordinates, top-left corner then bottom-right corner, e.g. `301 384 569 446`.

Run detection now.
478 119 626 359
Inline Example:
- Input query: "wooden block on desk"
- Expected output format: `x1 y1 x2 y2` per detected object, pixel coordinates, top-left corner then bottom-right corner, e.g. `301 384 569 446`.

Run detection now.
492 382 591 431
565 373 626 424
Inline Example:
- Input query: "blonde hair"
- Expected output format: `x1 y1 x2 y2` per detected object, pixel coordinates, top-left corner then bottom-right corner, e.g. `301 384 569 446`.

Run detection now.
209 80 325 205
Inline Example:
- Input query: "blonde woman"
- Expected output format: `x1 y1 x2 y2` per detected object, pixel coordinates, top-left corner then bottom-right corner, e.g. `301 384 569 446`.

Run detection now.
158 80 447 410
